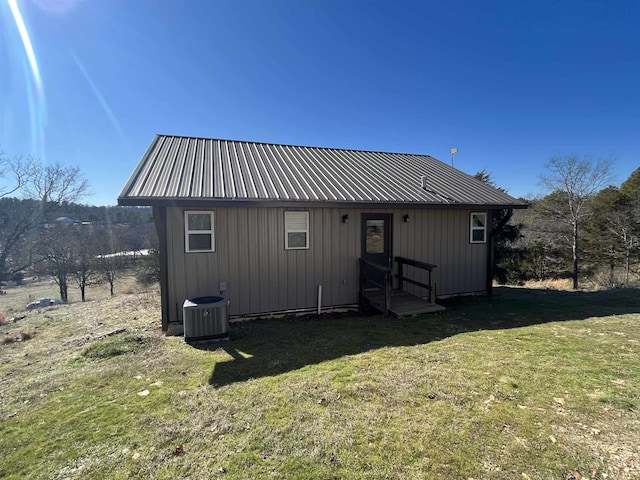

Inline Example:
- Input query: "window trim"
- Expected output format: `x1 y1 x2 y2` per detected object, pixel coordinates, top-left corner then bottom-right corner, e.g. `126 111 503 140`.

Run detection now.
184 210 215 253
470 212 487 244
284 211 309 250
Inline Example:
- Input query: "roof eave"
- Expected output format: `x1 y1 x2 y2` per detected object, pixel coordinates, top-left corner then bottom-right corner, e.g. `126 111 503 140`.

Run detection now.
117 196 528 210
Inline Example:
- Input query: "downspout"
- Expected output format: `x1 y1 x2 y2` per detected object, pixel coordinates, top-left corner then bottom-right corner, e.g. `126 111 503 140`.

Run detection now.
317 285 322 315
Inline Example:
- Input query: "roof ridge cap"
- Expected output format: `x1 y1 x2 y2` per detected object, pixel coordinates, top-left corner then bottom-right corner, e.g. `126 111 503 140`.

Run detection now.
155 133 436 159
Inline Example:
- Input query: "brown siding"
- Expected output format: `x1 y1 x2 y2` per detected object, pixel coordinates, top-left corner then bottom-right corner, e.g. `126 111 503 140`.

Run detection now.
164 206 488 321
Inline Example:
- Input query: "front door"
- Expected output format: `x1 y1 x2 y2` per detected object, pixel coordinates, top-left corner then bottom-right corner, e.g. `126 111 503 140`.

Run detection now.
361 213 392 288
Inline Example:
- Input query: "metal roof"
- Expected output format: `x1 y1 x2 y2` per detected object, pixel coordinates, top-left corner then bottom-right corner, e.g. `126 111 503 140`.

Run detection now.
118 135 527 208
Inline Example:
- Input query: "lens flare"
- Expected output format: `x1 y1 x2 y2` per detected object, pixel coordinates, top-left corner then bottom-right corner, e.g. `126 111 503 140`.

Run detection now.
70 51 129 148
7 0 47 157
8 0 41 91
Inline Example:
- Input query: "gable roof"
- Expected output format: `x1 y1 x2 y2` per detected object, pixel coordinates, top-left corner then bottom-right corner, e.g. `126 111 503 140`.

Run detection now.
118 135 526 209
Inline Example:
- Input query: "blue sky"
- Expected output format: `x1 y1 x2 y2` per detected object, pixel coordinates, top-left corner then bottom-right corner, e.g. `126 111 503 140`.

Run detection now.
1 0 639 206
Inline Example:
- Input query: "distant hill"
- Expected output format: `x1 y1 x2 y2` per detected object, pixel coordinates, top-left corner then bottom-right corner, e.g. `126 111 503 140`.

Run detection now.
0 197 153 225
51 203 153 225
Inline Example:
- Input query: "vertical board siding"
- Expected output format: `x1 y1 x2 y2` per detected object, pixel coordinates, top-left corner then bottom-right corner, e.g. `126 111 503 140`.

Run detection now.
266 209 279 312
247 208 260 313
164 206 488 321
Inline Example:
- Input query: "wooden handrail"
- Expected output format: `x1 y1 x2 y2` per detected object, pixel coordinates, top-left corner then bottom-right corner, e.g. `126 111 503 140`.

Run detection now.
394 256 437 271
395 256 437 303
359 256 437 313
359 258 392 314
359 258 392 273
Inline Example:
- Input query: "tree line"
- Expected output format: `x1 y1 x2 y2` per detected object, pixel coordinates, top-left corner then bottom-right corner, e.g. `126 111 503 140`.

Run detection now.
0 153 157 301
490 156 640 289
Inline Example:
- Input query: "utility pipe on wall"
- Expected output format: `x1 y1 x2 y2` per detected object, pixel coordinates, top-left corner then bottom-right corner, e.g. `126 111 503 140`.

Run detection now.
317 285 322 315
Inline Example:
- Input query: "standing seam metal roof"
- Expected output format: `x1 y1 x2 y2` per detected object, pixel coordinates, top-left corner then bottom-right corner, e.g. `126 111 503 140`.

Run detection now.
118 135 527 207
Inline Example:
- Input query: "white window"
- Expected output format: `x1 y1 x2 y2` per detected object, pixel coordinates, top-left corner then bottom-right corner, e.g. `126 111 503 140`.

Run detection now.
185 211 215 252
470 212 487 244
285 211 309 249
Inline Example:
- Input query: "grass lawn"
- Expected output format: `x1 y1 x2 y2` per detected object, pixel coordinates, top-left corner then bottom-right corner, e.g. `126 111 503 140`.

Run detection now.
0 283 638 479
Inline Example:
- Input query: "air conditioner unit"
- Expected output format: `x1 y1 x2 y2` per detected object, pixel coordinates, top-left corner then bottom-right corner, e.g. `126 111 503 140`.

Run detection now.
183 295 229 343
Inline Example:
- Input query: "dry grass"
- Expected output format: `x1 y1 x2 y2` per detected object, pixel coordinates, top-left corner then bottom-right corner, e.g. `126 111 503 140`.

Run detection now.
590 269 640 290
523 278 575 290
0 271 151 315
0 309 6 326
523 272 640 292
1 334 15 345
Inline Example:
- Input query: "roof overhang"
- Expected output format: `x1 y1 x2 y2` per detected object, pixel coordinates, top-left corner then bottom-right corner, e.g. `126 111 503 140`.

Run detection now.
118 196 528 210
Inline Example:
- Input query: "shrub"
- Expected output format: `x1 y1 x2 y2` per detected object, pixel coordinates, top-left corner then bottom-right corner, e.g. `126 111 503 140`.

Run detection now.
591 268 628 290
135 248 160 286
1 335 16 345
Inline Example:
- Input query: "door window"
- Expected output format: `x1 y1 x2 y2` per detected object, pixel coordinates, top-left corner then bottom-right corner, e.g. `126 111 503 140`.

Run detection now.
365 219 385 254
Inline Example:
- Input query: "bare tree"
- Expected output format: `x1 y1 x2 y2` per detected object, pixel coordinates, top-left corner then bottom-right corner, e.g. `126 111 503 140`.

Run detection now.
0 154 34 199
538 155 615 289
525 195 572 279
71 225 101 302
0 157 88 281
24 162 89 205
0 199 42 279
606 207 639 285
36 224 76 302
99 252 125 297
584 183 640 286
95 226 126 296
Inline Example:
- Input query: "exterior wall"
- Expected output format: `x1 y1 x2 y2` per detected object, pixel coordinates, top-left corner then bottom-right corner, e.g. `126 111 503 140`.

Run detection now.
164 206 488 321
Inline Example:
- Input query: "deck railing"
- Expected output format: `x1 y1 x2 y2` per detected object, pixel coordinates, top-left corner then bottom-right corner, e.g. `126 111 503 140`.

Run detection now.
359 256 438 314
394 256 437 303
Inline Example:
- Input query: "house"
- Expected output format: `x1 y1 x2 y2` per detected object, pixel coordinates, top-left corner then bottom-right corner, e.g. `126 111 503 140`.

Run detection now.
118 135 526 331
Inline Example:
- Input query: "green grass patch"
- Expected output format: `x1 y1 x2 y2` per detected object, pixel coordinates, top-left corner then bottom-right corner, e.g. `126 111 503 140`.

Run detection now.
597 394 638 412
1 286 639 479
81 333 156 360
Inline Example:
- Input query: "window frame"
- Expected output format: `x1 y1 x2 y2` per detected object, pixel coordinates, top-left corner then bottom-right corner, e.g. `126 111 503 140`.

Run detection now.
470 212 487 244
184 210 215 253
284 211 310 250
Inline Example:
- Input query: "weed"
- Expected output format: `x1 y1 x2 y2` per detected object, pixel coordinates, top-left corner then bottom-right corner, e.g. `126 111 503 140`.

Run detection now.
1 334 16 345
19 329 36 341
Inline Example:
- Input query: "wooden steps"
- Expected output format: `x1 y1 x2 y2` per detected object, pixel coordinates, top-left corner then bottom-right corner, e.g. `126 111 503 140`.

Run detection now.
363 289 446 317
